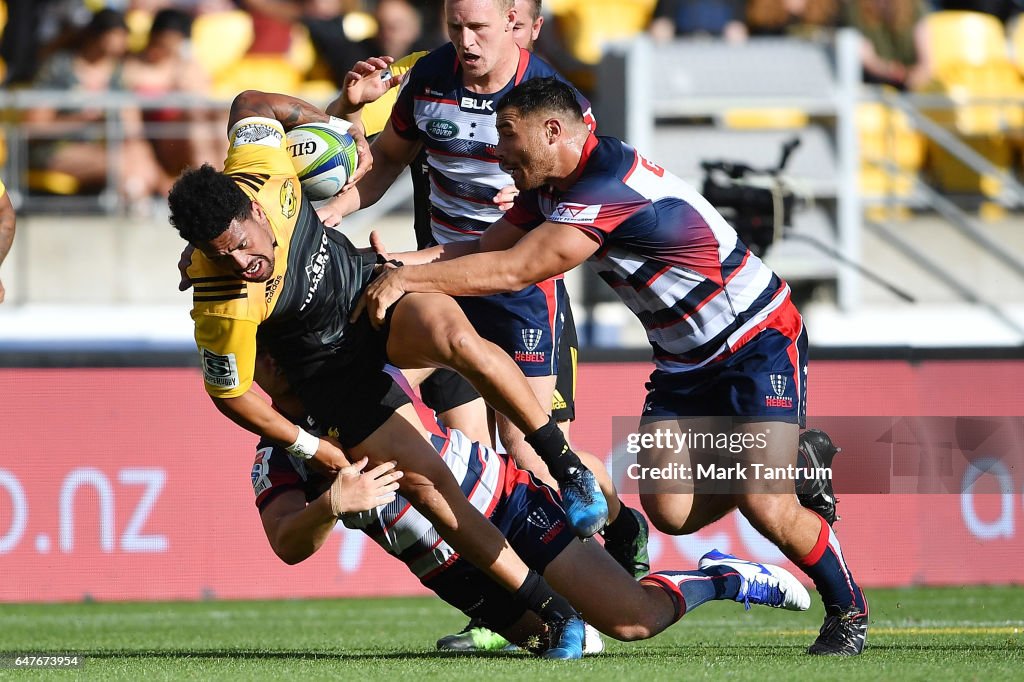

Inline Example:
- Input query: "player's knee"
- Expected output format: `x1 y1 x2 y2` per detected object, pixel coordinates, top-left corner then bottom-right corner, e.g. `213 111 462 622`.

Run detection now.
641 496 700 535
439 327 490 373
736 493 799 536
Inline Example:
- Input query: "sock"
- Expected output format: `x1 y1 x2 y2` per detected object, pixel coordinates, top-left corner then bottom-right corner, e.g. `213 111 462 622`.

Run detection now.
795 512 868 615
601 504 639 541
640 567 743 622
515 569 578 622
524 417 583 481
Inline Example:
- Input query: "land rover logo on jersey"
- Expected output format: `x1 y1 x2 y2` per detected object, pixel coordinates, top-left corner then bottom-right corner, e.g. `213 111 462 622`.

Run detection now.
425 118 459 140
280 179 297 219
300 233 330 311
522 328 543 352
201 347 239 389
770 373 788 397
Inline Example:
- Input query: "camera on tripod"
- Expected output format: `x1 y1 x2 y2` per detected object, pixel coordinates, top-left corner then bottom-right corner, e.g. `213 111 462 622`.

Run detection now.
700 137 802 257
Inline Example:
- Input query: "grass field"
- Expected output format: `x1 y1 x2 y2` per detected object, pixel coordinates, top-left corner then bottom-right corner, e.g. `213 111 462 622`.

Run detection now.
2 586 1022 680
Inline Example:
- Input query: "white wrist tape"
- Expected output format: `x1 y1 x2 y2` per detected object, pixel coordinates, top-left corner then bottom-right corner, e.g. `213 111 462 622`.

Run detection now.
285 427 319 460
327 116 353 134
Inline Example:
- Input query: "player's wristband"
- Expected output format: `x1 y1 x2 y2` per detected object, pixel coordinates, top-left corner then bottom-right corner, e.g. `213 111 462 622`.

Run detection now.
285 427 319 460
327 116 353 134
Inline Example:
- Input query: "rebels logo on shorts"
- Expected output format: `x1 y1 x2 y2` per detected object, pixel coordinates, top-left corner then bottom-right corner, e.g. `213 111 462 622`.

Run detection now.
515 328 546 363
765 373 793 409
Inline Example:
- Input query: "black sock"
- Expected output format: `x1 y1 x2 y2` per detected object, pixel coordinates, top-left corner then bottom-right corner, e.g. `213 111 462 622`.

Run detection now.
601 504 639 540
524 417 583 481
514 569 578 622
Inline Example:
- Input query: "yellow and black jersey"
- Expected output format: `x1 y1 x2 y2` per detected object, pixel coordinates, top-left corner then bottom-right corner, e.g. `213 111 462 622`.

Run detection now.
360 51 429 137
188 116 377 399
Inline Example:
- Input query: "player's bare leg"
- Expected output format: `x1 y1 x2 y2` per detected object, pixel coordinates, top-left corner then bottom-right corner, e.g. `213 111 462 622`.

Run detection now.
402 367 491 445
495 375 558 487
386 292 608 536
540 537 809 644
636 416 739 535
346 404 531 591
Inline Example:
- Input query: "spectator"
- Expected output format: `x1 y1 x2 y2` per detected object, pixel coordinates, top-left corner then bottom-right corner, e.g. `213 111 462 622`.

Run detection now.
23 8 168 209
124 8 222 179
745 0 840 40
648 0 748 43
359 0 434 60
845 0 932 90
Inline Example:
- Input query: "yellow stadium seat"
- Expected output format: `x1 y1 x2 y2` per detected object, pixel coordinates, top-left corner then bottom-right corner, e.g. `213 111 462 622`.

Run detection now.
558 0 657 64
919 11 1024 195
720 108 809 130
193 11 254 79
924 10 1010 81
213 56 302 100
1010 16 1024 75
857 102 926 200
26 170 81 196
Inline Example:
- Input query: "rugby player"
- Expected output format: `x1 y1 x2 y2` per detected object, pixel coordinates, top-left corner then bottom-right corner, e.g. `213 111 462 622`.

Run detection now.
357 77 869 656
316 0 600 512
168 88 608 635
249 347 812 659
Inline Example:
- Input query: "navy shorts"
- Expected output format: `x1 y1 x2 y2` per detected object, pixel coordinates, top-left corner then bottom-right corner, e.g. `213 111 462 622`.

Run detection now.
456 279 567 377
643 326 808 427
423 465 574 631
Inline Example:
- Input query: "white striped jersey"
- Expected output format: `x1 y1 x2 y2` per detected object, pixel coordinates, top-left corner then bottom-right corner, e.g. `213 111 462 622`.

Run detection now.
505 134 794 373
252 371 507 579
391 43 594 245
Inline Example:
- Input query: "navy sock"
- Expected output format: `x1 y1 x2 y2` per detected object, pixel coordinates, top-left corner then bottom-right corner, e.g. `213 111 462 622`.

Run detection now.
796 513 868 615
640 568 743 620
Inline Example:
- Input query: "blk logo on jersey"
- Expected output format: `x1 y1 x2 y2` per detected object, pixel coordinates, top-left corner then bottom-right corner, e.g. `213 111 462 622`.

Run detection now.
459 96 494 112
550 202 601 224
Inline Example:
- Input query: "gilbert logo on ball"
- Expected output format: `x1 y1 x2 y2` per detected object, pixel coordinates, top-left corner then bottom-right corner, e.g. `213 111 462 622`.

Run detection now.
286 122 359 200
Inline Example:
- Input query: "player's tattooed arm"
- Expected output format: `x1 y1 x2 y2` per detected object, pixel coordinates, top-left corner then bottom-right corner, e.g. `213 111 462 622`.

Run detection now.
227 90 329 133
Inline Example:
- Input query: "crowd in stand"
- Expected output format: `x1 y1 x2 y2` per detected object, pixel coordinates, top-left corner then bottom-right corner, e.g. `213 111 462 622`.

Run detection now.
2 0 1023 207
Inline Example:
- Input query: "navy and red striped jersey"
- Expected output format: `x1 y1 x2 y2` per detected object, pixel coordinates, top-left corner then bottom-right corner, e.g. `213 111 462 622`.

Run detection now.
391 43 594 245
505 134 794 372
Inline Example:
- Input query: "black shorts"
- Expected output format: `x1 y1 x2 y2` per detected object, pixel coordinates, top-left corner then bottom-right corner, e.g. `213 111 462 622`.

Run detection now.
552 302 578 423
420 368 481 414
296 327 412 449
419 303 578 422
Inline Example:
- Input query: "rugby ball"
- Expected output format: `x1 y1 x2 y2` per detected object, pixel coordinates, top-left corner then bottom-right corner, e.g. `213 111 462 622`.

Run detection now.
286 122 359 200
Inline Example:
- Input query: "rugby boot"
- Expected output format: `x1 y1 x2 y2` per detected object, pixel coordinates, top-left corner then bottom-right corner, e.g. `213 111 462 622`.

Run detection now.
699 549 811 611
559 466 608 538
807 604 869 656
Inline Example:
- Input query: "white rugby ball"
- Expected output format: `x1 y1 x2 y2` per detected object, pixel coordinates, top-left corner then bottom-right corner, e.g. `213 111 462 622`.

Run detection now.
286 122 359 200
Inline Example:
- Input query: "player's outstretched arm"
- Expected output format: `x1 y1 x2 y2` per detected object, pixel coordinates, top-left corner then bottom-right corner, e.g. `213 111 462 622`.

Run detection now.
358 220 598 328
260 459 402 565
212 391 351 472
325 56 402 119
0 188 15 303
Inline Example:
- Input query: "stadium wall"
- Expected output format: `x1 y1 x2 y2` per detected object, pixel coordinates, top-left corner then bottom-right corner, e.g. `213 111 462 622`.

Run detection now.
1 357 1023 603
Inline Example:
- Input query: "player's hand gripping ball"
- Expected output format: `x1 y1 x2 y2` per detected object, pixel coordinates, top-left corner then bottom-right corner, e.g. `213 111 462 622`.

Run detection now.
287 122 359 200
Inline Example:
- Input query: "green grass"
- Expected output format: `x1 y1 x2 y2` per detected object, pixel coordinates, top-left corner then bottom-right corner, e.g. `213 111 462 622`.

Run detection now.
1 586 1022 680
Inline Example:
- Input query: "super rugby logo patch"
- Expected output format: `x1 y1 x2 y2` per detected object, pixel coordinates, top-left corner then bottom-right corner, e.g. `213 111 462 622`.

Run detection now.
549 202 601 224
201 348 239 389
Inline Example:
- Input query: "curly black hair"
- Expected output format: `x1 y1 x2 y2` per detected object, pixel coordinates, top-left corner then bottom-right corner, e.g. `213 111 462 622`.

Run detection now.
168 164 252 245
